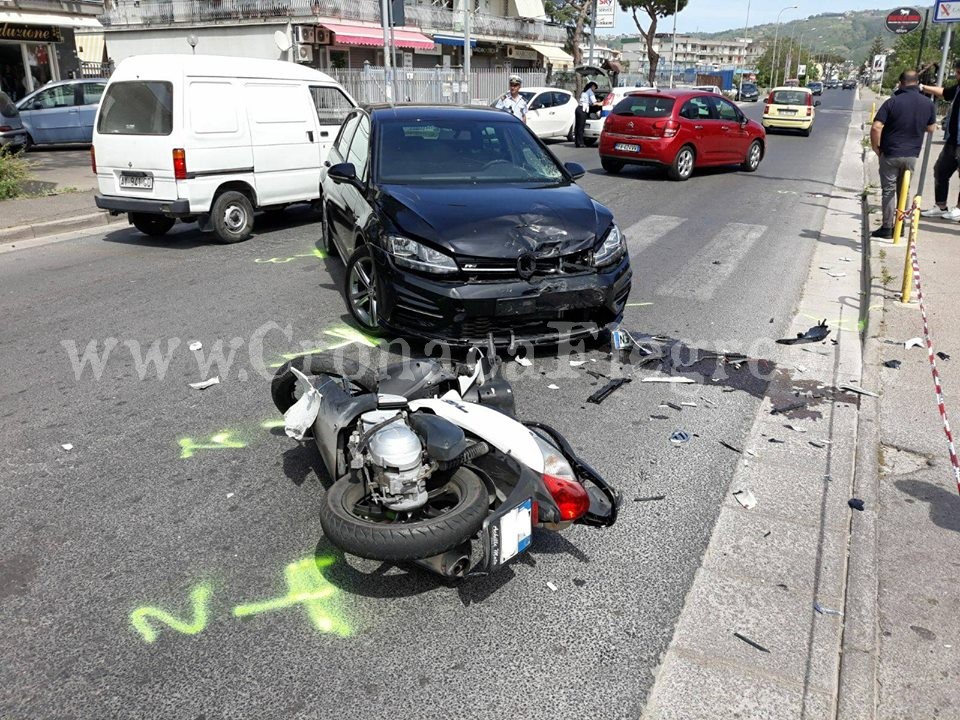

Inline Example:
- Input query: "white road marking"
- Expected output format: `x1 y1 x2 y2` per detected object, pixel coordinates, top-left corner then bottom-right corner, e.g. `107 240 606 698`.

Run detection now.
622 215 687 256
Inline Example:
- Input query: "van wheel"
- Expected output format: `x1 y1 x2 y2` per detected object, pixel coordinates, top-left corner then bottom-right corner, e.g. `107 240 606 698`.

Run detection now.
130 213 175 237
211 190 254 244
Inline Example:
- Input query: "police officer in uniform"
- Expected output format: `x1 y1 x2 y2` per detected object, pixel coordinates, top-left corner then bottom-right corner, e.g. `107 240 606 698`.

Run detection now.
495 75 528 123
575 81 599 147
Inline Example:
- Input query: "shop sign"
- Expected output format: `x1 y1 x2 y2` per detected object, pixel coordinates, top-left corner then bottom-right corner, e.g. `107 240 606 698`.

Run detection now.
0 23 64 43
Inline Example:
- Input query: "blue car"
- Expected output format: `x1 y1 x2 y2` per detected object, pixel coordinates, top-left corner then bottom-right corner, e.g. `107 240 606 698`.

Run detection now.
16 78 107 148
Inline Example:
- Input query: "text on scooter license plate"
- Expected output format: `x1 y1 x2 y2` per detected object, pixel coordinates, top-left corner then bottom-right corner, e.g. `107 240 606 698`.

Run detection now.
120 173 154 189
498 498 533 564
614 143 640 153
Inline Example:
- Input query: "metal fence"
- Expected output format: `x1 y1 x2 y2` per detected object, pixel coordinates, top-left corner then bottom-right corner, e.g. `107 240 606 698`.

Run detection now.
327 66 548 106
79 61 115 78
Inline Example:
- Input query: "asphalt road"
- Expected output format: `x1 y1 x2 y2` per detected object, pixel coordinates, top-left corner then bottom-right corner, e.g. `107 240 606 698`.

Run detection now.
0 89 857 719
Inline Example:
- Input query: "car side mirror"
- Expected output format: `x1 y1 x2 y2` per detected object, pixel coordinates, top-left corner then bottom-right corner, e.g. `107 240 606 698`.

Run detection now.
739 116 748 127
814 100 821 107
31 102 42 110
328 162 358 185
564 162 586 180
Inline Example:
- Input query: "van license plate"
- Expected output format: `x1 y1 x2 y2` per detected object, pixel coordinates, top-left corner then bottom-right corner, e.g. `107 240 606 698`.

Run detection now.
615 143 640 153
120 174 153 189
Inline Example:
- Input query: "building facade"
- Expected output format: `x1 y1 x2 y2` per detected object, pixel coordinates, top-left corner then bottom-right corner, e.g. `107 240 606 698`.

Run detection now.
96 0 573 77
0 0 104 100
620 33 765 76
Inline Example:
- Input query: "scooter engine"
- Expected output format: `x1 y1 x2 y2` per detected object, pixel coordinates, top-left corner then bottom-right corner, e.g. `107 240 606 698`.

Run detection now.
359 411 432 512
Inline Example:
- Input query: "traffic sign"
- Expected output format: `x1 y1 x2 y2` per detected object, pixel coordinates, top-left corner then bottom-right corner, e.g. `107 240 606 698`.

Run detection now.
886 7 923 33
935 0 960 22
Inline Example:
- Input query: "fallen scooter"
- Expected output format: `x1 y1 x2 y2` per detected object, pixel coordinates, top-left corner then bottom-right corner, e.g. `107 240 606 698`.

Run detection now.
270 349 620 577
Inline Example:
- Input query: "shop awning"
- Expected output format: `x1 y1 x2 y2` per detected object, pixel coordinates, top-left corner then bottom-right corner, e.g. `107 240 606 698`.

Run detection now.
75 33 105 63
432 34 478 48
513 0 547 20
320 22 434 51
0 10 102 28
526 43 574 68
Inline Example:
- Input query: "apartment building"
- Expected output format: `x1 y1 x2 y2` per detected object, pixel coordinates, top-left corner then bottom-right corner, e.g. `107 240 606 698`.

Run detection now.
620 33 764 74
96 0 573 73
0 0 103 99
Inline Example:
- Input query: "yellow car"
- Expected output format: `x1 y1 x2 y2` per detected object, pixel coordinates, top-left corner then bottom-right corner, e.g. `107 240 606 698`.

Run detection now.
761 86 821 136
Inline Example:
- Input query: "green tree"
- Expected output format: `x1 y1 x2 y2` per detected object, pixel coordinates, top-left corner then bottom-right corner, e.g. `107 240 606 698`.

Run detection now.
864 36 888 66
617 0 690 84
880 26 960 88
545 0 593 66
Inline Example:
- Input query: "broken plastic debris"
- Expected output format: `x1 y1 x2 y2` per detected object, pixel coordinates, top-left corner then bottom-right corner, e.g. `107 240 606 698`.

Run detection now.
719 440 742 454
189 341 202 352
60 443 73 451
515 356 533 367
642 376 695 384
733 488 757 509
776 320 831 346
840 384 879 398
546 581 558 592
839 257 853 262
814 601 843 617
733 632 770 653
785 423 807 433
634 495 665 502
226 492 235 499
547 384 559 390
848 498 865 511
883 359 902 369
587 378 631 404
796 364 807 373
826 271 847 278
681 402 698 408
569 360 587 367
809 440 827 449
661 401 683 411
670 430 691 445
189 376 221 390
905 337 924 350
768 438 786 444
284 367 322 441
937 352 951 361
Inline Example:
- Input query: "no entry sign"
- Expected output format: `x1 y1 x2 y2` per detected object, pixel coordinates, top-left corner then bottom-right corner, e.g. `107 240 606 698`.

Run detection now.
886 6 922 33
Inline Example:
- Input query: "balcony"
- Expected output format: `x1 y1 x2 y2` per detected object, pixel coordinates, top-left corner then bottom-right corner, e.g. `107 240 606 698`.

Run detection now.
98 0 566 44
6 0 104 16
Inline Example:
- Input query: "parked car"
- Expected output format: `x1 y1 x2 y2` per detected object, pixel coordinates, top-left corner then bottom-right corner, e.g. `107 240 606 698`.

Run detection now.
598 89 765 181
807 81 824 96
762 86 820 136
826 79 840 89
842 79 857 90
15 78 107 148
691 84 723 95
0 91 28 150
581 83 658 146
736 82 760 102
93 54 357 243
320 105 632 346
491 86 576 141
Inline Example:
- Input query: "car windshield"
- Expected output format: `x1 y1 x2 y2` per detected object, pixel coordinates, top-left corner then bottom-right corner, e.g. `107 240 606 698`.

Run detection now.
771 90 809 105
376 117 566 185
97 81 173 135
612 95 675 117
741 84 757 92
0 91 17 118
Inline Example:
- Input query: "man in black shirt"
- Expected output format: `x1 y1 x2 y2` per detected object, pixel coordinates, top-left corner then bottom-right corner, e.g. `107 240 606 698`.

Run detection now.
870 70 937 238
917 61 960 220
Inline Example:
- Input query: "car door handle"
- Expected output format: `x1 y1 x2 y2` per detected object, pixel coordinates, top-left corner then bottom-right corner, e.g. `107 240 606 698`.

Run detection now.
721 126 731 131
307 131 315 142
695 125 704 129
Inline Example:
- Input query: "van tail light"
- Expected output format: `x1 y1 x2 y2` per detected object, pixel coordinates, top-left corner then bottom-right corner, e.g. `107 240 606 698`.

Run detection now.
763 103 770 115
173 148 187 180
90 146 97 174
542 473 590 522
0 125 11 132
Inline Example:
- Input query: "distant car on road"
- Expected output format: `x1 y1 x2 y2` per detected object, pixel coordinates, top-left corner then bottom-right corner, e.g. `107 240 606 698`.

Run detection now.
16 78 107 148
826 79 840 89
842 79 857 90
491 86 576 141
0 91 28 150
762 86 821 136
807 81 824 96
598 89 766 181
736 82 760 102
691 85 723 95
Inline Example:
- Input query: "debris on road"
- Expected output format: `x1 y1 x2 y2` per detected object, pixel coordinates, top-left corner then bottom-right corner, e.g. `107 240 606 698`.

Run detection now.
840 384 879 398
670 430 691 445
884 360 902 369
681 401 698 408
189 341 203 352
733 488 757 509
768 438 786 444
937 352 951 361
226 492 235 499
189 376 221 390
814 601 844 617
784 423 807 433
733 632 770 653
771 400 806 415
634 495 666 502
587 378 631 404
719 440 743 454
905 337 924 350
796 364 808 373
809 440 827 449
825 271 847 279
546 581 558 592
570 360 587 367
642 376 696 384
661 401 683 411
284 367 322 441
515 356 533 367
848 498 865 511
649 414 670 420
60 443 73 451
547 384 559 390
776 320 831 346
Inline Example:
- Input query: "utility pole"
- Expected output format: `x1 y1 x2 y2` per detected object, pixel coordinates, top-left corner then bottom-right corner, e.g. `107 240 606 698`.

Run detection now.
771 5 797 88
588 0 598 69
669 0 679 88
918 26 952 196
380 0 394 102
463 0 471 103
737 0 751 99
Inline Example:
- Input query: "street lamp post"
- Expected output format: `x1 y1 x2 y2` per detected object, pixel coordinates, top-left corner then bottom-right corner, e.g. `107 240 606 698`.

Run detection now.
669 0 679 88
771 5 798 88
797 28 815 79
737 0 751 100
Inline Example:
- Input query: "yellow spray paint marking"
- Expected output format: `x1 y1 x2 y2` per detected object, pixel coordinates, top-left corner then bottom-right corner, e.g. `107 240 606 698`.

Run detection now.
260 418 286 430
232 557 350 636
324 326 381 350
254 249 327 264
130 584 213 643
178 431 246 459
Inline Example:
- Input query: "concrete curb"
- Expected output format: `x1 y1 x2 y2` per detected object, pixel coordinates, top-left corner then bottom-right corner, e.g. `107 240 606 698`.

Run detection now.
0 211 125 244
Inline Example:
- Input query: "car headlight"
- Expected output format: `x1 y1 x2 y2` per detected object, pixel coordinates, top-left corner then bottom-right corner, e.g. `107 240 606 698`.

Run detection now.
593 224 626 267
385 235 457 274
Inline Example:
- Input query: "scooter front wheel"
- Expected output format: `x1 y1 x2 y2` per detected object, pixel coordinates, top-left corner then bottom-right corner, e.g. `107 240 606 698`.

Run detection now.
319 467 488 562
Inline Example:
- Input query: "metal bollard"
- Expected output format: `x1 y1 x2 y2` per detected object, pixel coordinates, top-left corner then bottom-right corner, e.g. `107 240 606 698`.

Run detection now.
892 169 912 245
901 194 922 303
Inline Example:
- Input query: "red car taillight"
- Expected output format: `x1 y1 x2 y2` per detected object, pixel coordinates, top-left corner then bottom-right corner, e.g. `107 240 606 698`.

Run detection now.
806 106 813 116
173 148 187 180
763 103 770 115
662 119 680 137
90 146 97 174
542 473 590 522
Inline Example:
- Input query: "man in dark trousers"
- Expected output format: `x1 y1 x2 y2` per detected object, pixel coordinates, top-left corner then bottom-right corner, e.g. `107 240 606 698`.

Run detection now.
870 70 937 238
916 61 960 220
574 81 599 148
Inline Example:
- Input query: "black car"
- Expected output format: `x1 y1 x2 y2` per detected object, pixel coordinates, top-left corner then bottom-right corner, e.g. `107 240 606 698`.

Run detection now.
736 82 760 102
842 79 857 90
320 105 632 346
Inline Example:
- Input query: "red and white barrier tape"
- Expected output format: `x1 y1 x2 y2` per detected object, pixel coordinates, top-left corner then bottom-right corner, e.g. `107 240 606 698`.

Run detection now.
909 239 960 493
896 201 919 225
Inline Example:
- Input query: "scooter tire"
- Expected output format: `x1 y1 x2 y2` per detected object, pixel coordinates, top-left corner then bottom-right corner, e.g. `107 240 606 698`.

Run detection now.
319 467 489 562
270 353 378 415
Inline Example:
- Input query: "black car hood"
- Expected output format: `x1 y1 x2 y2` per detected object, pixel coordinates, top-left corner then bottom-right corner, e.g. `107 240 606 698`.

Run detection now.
379 183 613 260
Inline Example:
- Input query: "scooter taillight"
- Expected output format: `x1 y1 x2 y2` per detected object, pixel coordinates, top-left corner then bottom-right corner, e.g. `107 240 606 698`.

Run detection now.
542 474 590 521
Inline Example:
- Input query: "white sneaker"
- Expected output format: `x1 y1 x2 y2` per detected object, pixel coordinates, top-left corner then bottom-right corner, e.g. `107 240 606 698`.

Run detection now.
921 207 948 217
942 207 960 221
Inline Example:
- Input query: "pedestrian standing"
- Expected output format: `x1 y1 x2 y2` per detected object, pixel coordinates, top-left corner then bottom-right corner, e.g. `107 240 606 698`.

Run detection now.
574 81 599 147
494 75 528 124
916 61 960 220
870 70 937 239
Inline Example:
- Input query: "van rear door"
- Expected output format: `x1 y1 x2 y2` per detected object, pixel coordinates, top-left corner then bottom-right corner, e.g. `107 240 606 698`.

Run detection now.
309 84 355 162
94 80 179 201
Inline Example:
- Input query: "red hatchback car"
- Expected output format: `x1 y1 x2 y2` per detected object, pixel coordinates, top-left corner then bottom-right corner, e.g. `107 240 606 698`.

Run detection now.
599 89 766 180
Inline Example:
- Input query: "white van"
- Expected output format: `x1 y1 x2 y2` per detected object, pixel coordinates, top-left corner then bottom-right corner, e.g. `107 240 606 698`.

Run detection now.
93 54 357 243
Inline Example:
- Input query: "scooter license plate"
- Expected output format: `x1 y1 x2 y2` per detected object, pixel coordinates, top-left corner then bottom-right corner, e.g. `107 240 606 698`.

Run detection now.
494 498 533 564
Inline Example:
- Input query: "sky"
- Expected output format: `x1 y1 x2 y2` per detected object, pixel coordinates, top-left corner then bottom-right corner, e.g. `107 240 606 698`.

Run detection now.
602 1 888 36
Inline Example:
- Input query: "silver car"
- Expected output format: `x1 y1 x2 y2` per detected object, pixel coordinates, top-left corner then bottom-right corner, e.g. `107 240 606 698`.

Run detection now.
16 78 107 148
0 91 28 150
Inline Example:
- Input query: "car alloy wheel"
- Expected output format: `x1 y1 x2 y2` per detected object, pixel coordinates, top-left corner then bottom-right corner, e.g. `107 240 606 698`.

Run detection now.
742 140 762 172
345 245 380 332
670 146 695 181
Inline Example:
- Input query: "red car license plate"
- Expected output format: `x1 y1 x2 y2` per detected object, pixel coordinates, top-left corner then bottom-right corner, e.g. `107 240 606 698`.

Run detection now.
614 142 640 153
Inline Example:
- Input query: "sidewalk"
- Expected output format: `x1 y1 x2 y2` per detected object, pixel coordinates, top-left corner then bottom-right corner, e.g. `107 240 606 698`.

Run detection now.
849 101 960 718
